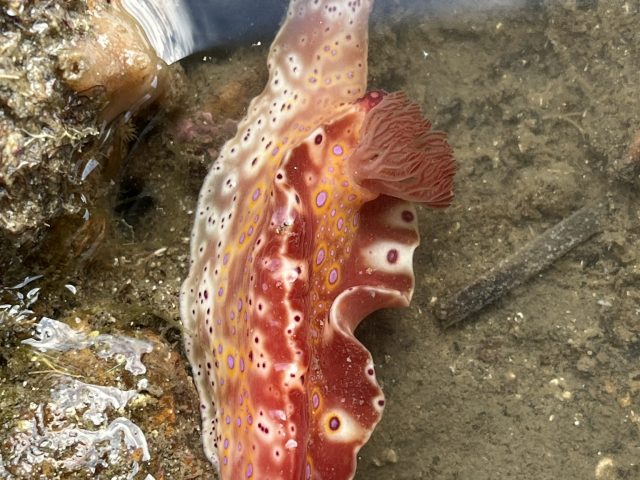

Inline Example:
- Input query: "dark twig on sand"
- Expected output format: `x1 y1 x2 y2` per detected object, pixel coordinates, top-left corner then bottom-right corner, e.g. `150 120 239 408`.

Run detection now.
435 202 607 328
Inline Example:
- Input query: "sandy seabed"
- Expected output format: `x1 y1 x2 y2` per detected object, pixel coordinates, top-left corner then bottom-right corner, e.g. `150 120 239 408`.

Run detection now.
1 1 639 479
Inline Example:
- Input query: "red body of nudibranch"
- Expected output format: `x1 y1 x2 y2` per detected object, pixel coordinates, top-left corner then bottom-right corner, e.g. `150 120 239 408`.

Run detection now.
180 1 455 479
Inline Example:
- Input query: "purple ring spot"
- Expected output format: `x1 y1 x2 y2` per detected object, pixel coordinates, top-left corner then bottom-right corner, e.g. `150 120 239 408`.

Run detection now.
316 249 325 265
332 144 343 156
337 218 344 230
247 415 253 425
329 416 340 430
218 344 223 354
227 355 235 369
316 191 328 208
239 233 246 244
247 463 253 478
225 415 231 424
330 208 336 217
218 287 224 297
239 358 245 372
223 438 229 449
271 146 279 157
387 249 399 264
312 393 320 409
223 456 228 466
237 417 242 427
248 226 254 236
252 188 261 201
329 269 338 284
223 254 230 265
402 210 415 222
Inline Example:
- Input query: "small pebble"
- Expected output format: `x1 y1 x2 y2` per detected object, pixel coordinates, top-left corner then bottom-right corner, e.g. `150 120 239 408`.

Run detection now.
576 354 597 373
595 457 617 480
372 447 398 466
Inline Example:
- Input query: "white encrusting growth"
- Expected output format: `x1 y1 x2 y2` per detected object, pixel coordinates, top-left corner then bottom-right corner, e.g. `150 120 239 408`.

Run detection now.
13 316 154 478
51 379 139 426
23 317 153 375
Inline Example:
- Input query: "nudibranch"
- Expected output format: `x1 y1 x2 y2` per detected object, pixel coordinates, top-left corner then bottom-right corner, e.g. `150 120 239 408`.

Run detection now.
60 0 171 124
180 1 455 479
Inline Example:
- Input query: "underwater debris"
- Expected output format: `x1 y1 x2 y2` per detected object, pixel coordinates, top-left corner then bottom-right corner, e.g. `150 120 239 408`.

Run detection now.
436 203 607 327
23 317 153 375
609 129 640 185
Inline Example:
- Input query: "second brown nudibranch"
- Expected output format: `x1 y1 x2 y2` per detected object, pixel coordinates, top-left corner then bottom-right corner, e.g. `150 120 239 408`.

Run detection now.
59 0 176 125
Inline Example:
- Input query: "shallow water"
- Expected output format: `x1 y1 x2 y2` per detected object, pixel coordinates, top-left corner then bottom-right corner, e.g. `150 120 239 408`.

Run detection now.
2 1 640 479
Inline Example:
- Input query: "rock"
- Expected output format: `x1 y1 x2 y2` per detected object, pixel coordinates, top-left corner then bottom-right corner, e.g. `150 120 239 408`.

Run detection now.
0 1 184 266
576 354 597 373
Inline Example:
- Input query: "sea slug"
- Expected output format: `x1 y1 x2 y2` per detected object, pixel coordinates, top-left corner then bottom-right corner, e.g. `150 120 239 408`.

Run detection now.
180 1 455 478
